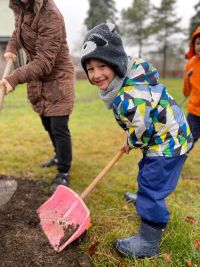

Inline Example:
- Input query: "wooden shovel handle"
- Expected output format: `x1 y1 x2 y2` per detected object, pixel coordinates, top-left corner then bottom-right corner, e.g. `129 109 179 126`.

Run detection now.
0 59 13 111
80 149 124 200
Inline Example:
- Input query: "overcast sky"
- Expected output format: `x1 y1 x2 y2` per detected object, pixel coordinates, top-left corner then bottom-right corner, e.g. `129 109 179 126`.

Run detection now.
55 0 198 52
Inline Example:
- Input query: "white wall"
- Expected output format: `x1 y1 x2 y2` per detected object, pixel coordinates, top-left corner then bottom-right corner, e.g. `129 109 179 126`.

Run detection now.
0 0 15 37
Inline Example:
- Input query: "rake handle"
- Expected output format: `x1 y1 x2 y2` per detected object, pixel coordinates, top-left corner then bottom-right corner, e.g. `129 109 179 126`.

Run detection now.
179 97 188 107
80 149 124 200
0 59 13 111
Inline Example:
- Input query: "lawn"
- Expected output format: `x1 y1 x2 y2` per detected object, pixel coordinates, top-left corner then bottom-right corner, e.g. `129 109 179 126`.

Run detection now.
0 78 200 266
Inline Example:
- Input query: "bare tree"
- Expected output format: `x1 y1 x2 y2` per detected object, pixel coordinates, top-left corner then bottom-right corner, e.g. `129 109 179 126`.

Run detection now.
120 0 152 57
189 1 200 37
150 0 183 78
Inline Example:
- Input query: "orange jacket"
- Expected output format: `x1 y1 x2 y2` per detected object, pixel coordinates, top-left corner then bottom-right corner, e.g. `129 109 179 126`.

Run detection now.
183 27 200 116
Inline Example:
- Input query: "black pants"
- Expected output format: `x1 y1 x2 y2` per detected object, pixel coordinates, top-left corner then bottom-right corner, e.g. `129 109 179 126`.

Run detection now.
40 116 72 173
187 113 200 153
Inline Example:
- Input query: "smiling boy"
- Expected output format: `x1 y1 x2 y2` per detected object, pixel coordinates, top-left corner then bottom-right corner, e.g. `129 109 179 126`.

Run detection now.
81 23 193 258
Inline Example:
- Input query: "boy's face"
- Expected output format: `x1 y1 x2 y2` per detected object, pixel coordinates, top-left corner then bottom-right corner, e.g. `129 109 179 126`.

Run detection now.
195 37 200 56
86 59 115 90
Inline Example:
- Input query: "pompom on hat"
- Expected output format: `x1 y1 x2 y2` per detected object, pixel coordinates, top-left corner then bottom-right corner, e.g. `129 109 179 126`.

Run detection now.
81 22 128 78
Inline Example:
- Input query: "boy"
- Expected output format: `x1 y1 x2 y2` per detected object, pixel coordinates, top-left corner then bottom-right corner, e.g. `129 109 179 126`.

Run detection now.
81 23 193 258
184 26 200 152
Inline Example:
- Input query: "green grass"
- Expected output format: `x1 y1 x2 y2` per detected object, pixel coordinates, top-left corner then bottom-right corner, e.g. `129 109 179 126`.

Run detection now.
0 79 200 266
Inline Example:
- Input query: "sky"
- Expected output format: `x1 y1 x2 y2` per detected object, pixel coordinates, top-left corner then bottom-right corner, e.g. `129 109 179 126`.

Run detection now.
55 0 198 53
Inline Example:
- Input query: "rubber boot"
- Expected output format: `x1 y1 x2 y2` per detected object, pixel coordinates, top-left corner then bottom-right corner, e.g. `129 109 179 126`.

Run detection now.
116 221 164 258
124 192 137 206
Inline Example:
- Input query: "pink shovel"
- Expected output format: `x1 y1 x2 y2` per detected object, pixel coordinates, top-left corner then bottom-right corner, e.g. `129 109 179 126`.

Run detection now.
37 148 124 252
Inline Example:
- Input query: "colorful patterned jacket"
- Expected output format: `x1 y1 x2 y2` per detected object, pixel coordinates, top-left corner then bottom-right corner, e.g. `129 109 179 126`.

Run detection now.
112 58 193 157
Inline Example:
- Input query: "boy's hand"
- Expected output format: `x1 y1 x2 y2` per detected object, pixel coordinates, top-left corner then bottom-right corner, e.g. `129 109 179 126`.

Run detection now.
4 52 16 62
0 79 13 94
121 143 132 154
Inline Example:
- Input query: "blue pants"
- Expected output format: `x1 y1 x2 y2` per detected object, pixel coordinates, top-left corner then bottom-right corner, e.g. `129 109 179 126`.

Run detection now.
136 155 186 224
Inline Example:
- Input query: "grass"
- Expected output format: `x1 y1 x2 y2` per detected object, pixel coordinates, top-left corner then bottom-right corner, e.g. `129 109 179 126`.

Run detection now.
0 79 200 266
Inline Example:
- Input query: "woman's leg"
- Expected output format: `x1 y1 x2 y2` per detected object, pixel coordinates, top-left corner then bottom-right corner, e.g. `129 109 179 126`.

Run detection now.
50 115 72 174
40 116 56 151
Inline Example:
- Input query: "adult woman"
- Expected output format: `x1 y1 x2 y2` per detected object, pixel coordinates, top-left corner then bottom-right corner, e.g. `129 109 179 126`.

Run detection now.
0 0 75 192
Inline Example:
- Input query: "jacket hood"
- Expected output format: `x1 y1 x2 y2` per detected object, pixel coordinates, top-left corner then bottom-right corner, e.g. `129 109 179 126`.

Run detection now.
124 58 159 87
185 27 200 60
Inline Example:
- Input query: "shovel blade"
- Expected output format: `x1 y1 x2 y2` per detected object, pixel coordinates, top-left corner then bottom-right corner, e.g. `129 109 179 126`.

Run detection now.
0 180 18 207
37 185 90 252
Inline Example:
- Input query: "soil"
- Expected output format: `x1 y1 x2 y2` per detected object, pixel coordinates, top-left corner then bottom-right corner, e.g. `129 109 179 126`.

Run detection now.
0 175 91 267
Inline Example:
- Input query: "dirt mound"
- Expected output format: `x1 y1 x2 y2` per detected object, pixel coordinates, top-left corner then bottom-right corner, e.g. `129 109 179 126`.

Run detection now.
0 176 91 267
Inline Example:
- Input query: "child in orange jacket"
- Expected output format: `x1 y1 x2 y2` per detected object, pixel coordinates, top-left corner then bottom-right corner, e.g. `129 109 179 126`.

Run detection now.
184 26 200 151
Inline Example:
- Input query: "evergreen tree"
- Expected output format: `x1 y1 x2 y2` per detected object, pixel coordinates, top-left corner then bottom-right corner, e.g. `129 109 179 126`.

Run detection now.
151 0 182 78
84 0 117 30
189 1 200 37
121 0 152 57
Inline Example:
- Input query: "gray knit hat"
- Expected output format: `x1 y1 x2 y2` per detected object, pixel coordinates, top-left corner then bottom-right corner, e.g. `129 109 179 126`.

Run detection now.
81 23 128 78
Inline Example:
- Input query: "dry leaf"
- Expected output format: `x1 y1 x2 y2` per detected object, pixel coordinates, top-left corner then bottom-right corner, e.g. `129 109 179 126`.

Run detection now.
88 241 99 256
186 260 193 267
185 216 196 224
122 205 128 211
118 260 126 267
162 253 172 262
195 240 200 251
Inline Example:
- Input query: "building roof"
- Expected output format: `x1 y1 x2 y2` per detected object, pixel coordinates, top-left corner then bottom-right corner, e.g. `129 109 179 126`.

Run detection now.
0 0 15 37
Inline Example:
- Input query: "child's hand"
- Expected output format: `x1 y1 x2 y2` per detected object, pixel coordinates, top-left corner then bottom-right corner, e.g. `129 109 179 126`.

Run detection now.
0 79 13 94
121 143 132 154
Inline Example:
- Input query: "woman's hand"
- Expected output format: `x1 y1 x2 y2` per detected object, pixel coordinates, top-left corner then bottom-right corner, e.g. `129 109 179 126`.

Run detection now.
4 52 16 62
0 79 14 94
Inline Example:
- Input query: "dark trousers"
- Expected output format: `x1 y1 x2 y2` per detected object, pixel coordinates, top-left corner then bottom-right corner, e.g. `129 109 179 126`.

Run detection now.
187 113 200 152
40 116 72 173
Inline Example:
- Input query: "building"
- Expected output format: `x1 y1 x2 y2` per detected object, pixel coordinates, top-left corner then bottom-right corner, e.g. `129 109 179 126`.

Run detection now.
0 0 14 75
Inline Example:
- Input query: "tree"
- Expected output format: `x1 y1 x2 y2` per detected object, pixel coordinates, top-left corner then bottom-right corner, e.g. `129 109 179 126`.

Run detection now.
151 0 182 78
120 0 152 57
189 1 200 37
84 0 117 30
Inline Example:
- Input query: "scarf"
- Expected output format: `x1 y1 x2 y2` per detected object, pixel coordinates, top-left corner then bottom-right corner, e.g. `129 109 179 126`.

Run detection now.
99 57 134 109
